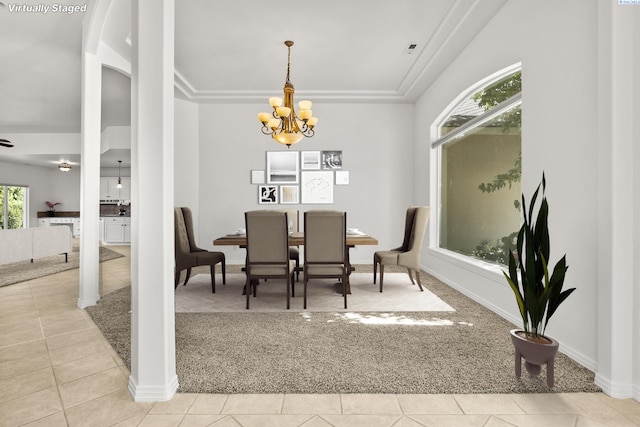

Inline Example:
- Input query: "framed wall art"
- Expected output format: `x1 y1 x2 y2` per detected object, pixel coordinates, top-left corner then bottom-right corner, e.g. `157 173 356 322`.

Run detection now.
251 170 265 184
321 150 342 169
280 185 299 204
258 185 278 204
301 151 321 170
301 171 334 204
267 151 299 184
335 170 350 185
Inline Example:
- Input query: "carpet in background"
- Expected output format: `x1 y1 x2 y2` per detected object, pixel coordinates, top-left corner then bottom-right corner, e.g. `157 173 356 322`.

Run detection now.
87 267 601 395
0 246 124 287
175 273 454 312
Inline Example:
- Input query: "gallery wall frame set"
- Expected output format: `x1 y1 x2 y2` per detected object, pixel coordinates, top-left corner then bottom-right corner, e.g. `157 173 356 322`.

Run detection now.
254 150 346 204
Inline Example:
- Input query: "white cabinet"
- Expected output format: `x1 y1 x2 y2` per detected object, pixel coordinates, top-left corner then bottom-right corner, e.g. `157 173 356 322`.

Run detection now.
72 218 81 237
100 176 131 201
100 177 119 200
38 217 81 237
102 217 131 244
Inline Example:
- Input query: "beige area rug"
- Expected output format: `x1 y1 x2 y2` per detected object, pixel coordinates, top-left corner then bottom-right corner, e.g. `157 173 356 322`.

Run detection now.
0 246 124 287
175 273 455 313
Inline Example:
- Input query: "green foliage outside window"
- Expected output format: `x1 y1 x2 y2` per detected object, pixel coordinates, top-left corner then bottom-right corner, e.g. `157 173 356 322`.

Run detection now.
0 186 26 229
472 72 522 265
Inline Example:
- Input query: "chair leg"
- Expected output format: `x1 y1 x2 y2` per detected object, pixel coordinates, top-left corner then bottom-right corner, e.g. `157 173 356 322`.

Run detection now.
222 259 226 285
210 265 216 293
414 269 424 291
379 265 384 292
407 268 415 284
245 278 250 309
343 272 348 309
183 268 192 286
295 258 300 282
373 256 378 284
291 272 296 297
175 270 180 288
303 271 308 309
286 273 291 310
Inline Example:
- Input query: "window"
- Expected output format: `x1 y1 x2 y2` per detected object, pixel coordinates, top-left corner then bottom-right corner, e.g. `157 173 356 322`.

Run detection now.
0 185 28 230
433 67 521 265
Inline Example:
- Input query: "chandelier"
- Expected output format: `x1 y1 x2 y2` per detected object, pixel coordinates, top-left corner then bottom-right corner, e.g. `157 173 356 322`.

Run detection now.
58 162 71 172
258 41 318 148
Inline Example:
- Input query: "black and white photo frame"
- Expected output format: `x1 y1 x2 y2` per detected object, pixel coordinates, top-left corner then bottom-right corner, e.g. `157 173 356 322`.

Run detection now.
258 185 278 204
267 151 299 184
321 150 342 169
301 151 321 170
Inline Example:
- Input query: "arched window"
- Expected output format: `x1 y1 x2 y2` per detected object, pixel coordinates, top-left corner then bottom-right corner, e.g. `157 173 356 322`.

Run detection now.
432 66 521 265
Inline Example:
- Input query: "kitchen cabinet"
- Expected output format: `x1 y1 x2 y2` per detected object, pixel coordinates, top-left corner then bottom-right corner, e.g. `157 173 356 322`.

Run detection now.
100 176 131 201
100 177 119 200
72 218 81 237
38 217 81 237
102 217 131 244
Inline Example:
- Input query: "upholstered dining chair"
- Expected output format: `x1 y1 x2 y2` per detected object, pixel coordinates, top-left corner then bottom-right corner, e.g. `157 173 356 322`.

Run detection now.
244 210 296 309
303 210 348 309
373 206 430 292
174 207 226 293
281 208 300 281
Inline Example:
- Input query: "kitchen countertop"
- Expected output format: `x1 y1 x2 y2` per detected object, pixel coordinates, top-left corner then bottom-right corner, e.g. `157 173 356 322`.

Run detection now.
37 211 80 218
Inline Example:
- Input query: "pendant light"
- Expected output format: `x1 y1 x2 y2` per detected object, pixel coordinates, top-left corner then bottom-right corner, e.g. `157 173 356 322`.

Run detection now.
117 160 123 189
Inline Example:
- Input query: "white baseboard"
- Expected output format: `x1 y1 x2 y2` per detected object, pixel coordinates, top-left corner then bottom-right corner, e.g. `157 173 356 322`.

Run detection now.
422 262 597 373
128 375 179 402
594 373 636 399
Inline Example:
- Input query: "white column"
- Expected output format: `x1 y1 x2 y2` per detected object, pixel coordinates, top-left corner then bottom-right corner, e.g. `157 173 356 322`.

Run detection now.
78 51 102 308
595 0 637 399
128 0 178 401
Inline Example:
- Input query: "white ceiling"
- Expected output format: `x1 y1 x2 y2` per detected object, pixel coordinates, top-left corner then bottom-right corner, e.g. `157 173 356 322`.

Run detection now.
0 0 507 169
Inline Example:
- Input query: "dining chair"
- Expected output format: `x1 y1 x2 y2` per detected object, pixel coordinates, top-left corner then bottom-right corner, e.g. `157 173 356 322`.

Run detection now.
303 210 348 309
174 207 226 293
244 210 295 309
281 208 300 281
373 206 430 292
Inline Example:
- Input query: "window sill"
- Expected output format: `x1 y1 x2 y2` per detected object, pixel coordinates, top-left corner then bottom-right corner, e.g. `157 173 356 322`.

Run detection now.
426 247 507 285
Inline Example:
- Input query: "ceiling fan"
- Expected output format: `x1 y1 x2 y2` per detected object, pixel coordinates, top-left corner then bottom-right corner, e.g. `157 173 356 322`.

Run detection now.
0 139 14 148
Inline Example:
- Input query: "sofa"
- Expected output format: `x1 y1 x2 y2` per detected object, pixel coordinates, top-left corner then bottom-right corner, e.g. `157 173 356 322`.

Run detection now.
0 226 72 265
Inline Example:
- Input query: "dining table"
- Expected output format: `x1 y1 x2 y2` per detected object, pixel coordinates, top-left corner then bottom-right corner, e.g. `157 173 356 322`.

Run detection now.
213 231 378 294
213 231 378 247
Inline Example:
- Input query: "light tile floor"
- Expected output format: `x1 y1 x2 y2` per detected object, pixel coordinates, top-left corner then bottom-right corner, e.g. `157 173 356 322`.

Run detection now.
1 245 640 426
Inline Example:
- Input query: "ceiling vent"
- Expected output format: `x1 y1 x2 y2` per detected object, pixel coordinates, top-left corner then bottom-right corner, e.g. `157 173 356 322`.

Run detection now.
405 44 418 54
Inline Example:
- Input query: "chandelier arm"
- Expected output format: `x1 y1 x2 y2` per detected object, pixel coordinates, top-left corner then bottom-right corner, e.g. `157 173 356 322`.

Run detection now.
261 125 275 136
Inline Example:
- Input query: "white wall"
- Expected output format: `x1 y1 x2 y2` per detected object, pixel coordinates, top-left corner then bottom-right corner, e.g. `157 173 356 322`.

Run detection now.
416 0 640 400
415 0 599 371
174 98 200 229
198 102 415 264
0 160 80 226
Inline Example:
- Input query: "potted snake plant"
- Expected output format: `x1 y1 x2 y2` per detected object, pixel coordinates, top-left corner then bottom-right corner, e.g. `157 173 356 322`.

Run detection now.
503 173 576 386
